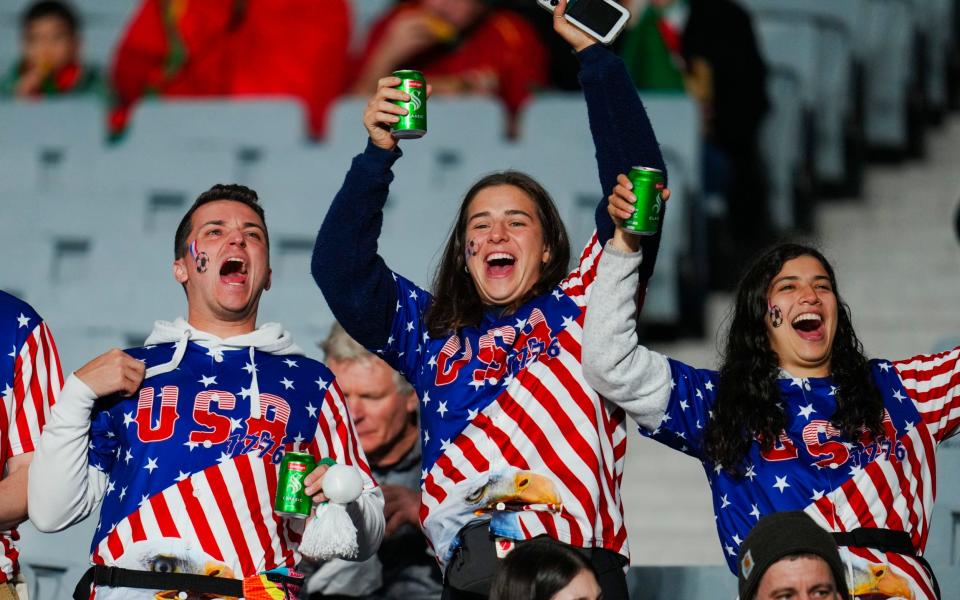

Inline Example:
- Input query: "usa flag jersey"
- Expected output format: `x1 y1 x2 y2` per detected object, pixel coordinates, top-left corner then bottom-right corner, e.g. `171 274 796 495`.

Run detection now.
0 291 61 583
649 350 960 600
85 339 373 597
377 236 630 567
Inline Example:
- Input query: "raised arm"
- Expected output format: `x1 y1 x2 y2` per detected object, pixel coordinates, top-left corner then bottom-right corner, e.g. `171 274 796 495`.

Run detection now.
552 0 666 277
311 76 420 350
581 236 673 431
577 55 665 243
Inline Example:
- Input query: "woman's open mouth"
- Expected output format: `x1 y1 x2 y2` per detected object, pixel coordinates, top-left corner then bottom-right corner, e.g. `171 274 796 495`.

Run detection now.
484 252 516 278
792 312 824 341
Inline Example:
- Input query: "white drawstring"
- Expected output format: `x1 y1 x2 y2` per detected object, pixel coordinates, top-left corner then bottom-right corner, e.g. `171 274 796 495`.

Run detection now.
143 319 301 420
248 345 261 419
144 329 191 380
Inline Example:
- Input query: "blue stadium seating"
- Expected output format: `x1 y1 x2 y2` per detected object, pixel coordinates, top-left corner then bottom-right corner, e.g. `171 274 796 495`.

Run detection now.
0 98 105 150
761 67 805 232
123 99 308 154
861 0 916 150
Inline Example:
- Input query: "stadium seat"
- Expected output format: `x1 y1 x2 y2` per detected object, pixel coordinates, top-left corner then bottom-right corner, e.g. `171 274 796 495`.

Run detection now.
0 20 16 75
918 0 955 118
741 0 858 187
0 98 105 149
123 99 309 155
761 68 806 232
861 0 916 150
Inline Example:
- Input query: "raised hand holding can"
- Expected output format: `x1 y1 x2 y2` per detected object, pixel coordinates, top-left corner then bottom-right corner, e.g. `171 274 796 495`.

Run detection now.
391 70 427 139
622 166 665 236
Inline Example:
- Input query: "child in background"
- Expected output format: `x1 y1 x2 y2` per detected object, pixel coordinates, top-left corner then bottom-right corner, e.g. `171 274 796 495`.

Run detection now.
1 1 99 98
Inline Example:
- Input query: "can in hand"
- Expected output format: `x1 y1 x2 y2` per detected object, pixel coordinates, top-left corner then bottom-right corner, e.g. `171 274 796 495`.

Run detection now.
622 166 665 236
391 70 427 139
274 451 317 518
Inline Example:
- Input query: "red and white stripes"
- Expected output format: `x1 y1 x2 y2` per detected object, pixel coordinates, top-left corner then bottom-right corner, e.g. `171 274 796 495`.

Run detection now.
895 347 960 443
422 237 630 565
89 382 373 595
1 321 61 583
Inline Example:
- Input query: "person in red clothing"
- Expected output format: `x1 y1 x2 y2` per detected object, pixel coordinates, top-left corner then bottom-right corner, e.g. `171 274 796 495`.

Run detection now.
109 0 350 138
351 0 547 135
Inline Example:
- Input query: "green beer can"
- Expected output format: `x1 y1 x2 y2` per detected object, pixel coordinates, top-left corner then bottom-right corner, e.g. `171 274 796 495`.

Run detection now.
391 70 427 139
274 451 316 518
622 166 665 236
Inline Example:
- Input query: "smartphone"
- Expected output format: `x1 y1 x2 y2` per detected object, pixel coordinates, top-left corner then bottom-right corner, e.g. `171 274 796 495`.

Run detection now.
537 0 631 45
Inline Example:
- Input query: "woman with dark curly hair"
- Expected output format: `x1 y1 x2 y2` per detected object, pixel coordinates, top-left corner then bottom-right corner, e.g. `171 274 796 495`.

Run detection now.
581 197 959 600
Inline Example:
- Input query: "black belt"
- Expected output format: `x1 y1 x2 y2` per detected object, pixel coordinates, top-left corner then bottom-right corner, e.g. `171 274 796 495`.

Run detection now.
73 565 302 599
832 528 941 600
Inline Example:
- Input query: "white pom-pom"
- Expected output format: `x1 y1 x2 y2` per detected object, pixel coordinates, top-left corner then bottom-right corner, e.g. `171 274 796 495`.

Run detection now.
299 502 358 560
297 464 364 560
322 464 363 504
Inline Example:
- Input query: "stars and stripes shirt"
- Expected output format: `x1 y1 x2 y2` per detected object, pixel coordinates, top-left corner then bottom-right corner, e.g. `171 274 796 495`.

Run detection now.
0 291 61 583
376 234 632 567
312 44 667 571
649 351 960 600
85 342 373 589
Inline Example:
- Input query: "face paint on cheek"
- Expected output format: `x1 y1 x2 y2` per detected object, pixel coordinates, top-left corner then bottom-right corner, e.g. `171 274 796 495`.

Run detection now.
768 303 783 328
465 238 481 260
190 240 209 274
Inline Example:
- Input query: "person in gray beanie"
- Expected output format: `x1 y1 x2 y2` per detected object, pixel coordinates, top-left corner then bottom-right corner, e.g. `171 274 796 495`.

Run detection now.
738 511 849 600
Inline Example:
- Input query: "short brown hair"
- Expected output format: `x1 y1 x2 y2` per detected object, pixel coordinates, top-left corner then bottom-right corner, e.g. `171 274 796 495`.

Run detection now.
174 183 268 259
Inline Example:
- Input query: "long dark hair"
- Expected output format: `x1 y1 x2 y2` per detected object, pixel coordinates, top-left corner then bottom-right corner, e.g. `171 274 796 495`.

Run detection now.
704 243 884 473
424 171 571 337
489 539 597 600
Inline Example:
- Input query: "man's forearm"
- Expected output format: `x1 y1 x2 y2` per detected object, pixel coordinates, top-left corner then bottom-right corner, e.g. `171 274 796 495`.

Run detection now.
0 464 29 531
28 375 106 532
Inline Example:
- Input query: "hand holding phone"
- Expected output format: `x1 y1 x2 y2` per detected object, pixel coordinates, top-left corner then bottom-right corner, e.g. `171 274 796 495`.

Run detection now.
537 0 630 46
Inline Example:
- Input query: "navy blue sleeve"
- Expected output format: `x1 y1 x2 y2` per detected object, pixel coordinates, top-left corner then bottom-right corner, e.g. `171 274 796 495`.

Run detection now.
311 140 405 350
577 44 667 281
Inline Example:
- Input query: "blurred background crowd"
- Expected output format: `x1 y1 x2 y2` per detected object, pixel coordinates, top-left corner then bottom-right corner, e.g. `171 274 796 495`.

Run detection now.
1 0 959 598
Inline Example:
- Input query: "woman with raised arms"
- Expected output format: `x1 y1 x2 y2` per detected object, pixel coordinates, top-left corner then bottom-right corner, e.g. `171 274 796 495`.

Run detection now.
311 1 668 597
581 185 959 599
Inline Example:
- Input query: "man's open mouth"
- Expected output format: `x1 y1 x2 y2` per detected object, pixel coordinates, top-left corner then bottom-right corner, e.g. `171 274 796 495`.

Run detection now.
219 257 247 285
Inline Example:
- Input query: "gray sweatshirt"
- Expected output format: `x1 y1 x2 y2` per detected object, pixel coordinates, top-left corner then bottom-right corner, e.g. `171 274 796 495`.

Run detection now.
582 243 674 431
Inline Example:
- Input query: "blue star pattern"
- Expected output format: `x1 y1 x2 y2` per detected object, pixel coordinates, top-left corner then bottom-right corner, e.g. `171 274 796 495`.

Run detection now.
377 273 583 475
644 357 928 575
86 340 371 561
